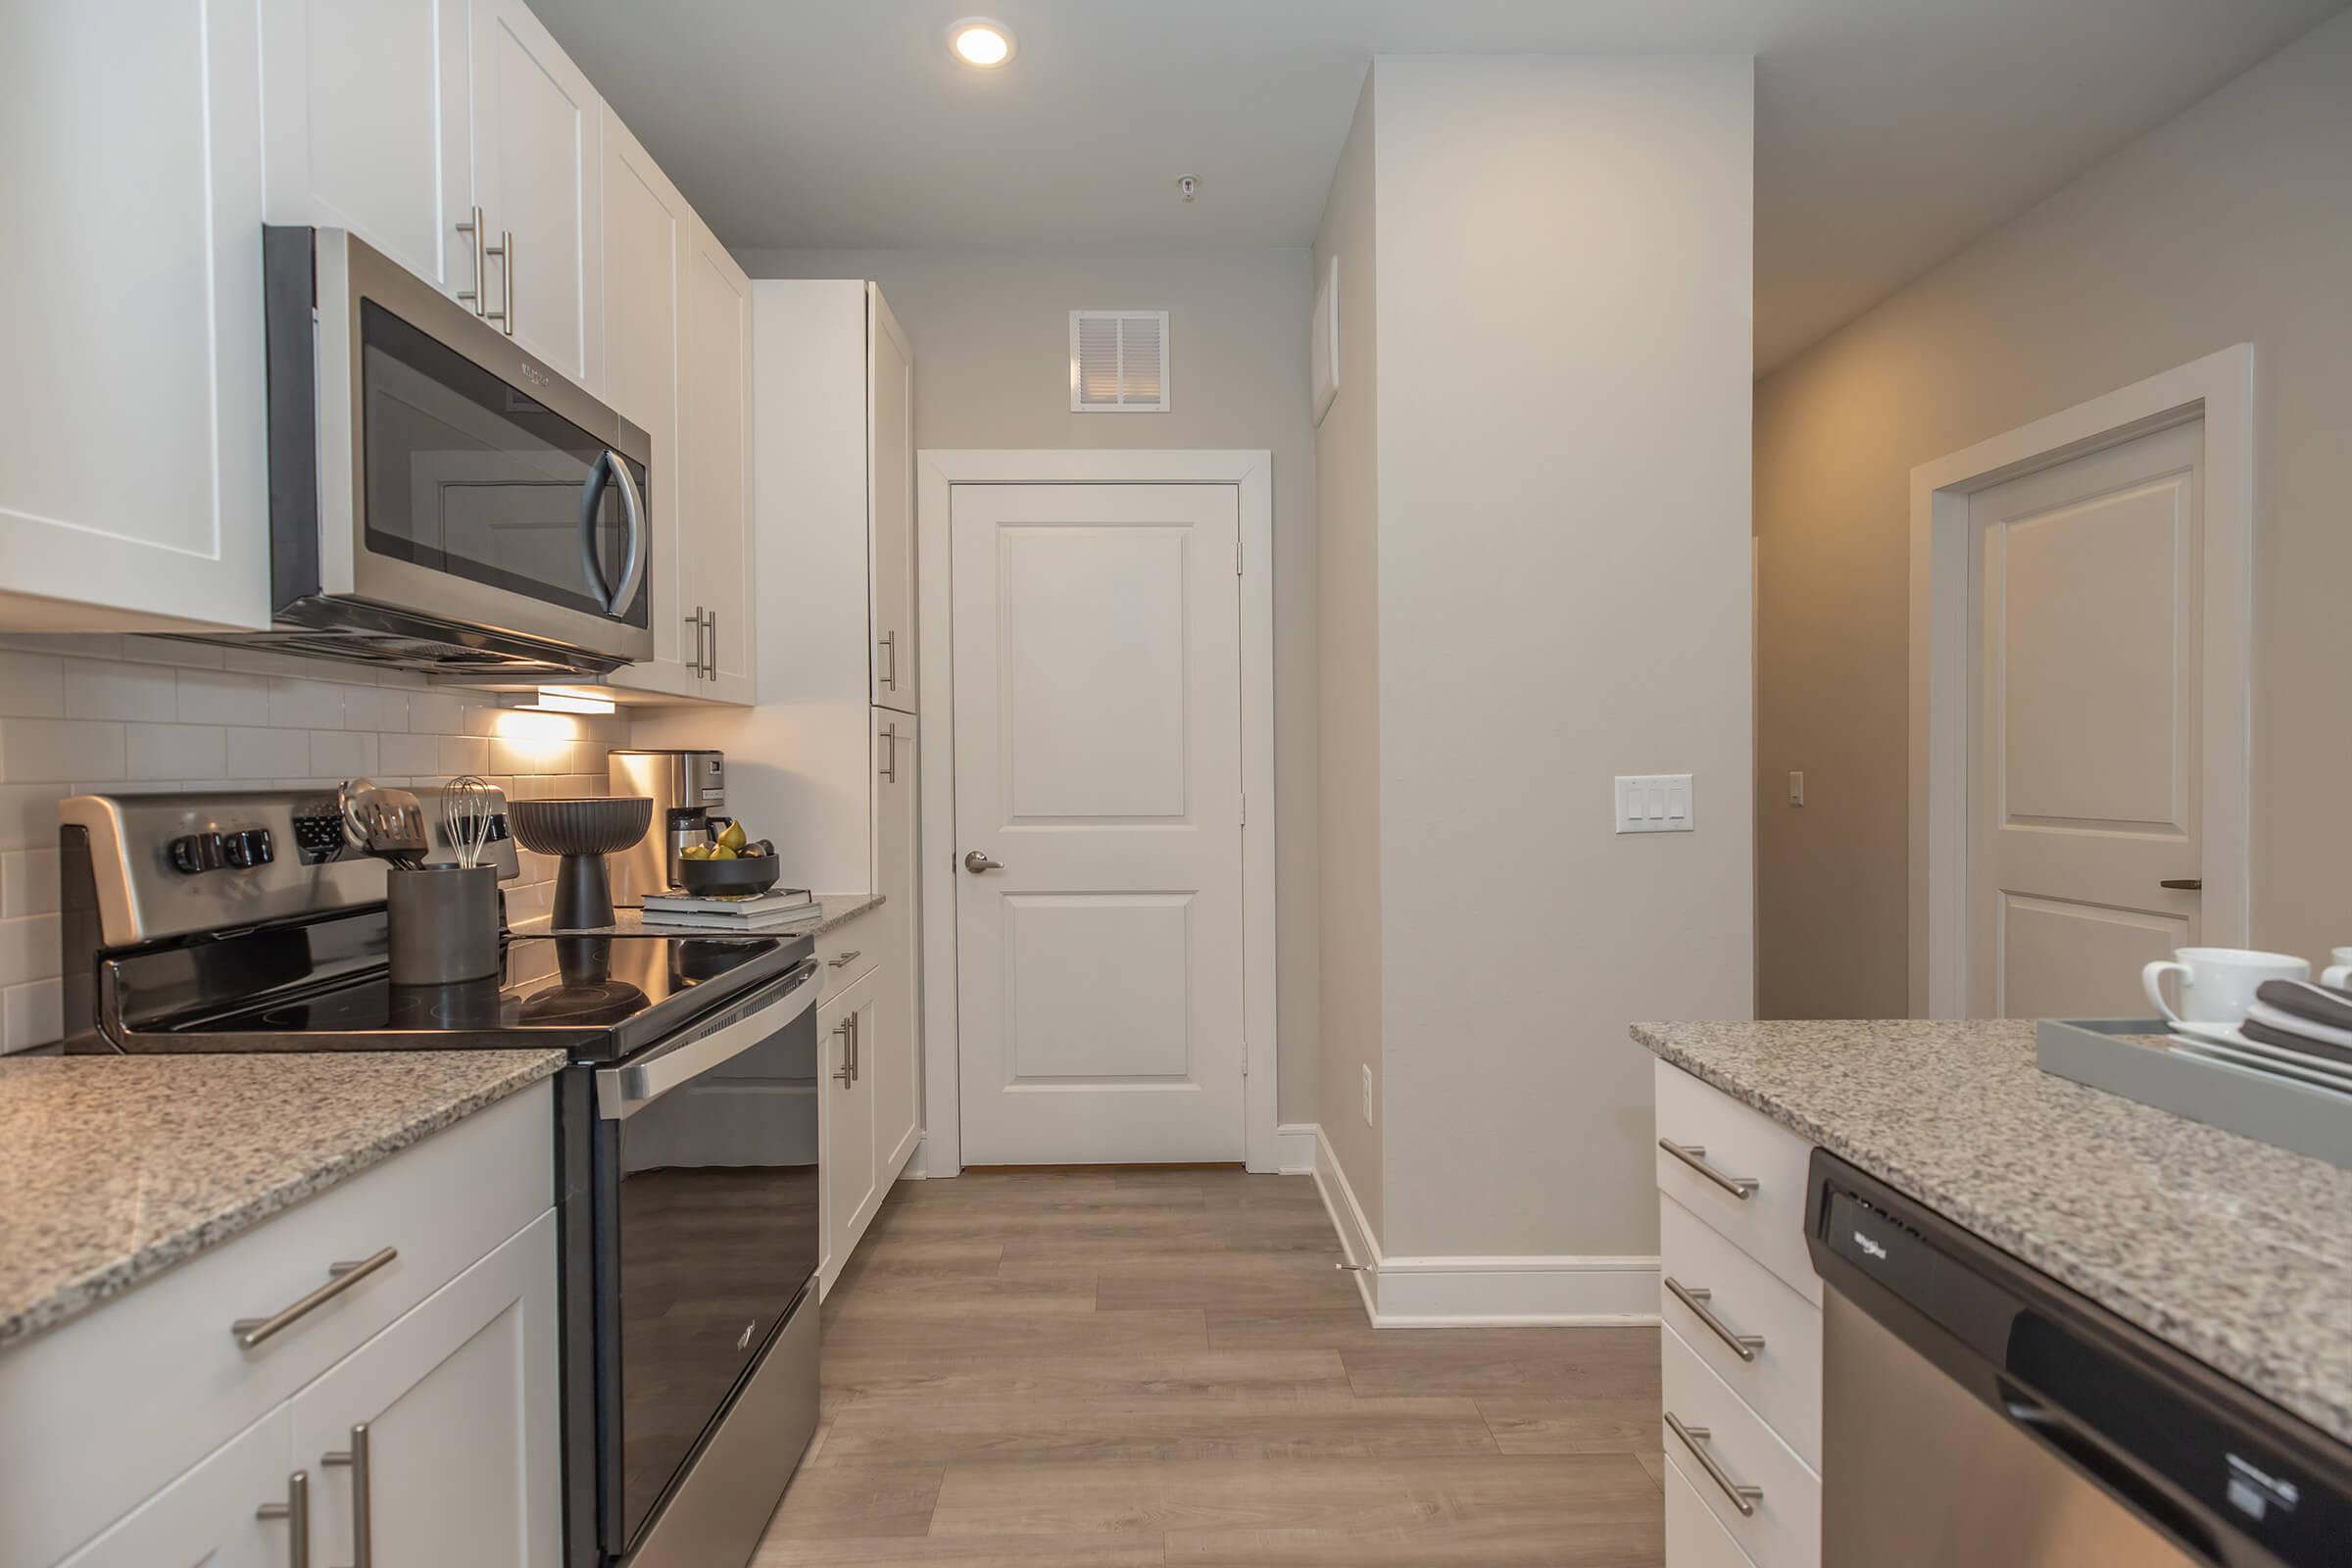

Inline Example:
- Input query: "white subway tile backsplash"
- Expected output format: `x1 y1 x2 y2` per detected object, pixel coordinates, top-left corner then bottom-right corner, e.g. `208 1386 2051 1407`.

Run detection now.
64 659 180 722
439 734 489 774
0 787 57 853
407 692 463 732
122 635 221 668
3 977 63 1053
1 848 61 917
0 719 127 783
308 729 376 777
127 722 226 781
0 912 60 987
0 652 66 718
221 726 311 779
378 731 443 775
269 677 346 729
341 685 410 732
176 668 271 725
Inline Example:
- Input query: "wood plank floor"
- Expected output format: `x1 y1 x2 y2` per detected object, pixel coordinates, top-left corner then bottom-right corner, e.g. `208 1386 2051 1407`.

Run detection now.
755 1169 1664 1565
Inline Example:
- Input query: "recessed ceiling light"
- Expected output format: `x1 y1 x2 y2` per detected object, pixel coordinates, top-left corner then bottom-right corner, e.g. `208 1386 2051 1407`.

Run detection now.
949 17 1014 68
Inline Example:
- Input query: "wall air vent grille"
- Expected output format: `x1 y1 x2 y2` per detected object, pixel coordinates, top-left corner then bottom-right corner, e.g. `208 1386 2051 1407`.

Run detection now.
1070 310 1170 412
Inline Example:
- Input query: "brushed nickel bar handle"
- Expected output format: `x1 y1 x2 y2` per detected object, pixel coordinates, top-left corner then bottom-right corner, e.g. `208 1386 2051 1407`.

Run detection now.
2160 878 2203 891
849 1011 861 1083
1665 1411 1763 1517
827 950 862 968
321 1422 372 1568
456 207 487 314
489 229 514 334
833 1018 854 1086
1658 1139 1759 1199
233 1250 398 1348
255 1470 311 1568
707 611 719 680
683 609 705 676
879 630 898 691
879 723 899 783
1665 1277 1765 1362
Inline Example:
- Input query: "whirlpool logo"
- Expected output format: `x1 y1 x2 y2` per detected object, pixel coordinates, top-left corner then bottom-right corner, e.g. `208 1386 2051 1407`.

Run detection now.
518 359 552 389
1853 1229 1888 1261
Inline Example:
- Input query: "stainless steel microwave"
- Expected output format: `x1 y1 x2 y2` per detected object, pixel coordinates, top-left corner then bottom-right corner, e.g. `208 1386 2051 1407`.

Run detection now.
213 227 654 678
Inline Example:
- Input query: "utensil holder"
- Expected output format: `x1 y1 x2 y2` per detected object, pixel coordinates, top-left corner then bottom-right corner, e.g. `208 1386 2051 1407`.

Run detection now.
387 864 502 986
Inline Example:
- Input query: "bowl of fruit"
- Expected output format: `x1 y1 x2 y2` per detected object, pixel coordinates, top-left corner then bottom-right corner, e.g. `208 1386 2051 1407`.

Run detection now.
676 818 779 896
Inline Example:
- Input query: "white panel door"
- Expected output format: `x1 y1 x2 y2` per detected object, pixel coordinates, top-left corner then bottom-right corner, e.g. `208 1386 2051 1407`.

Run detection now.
0 0 270 631
291 1212 561 1568
1968 419 2204 1019
54 1409 292 1568
952 483 1245 1164
260 0 474 300
467 0 602 388
869 287 916 712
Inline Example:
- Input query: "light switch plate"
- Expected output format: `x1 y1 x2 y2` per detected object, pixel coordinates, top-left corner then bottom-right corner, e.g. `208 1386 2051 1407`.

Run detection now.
1615 774 1694 833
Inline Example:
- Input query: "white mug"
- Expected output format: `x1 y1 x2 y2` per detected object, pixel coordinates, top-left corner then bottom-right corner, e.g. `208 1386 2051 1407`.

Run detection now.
2141 948 2310 1028
2323 947 2352 990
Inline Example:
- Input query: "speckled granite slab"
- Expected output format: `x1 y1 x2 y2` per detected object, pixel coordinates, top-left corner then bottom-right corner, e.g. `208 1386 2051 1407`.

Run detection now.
1631 1019 2352 1446
0 1050 564 1348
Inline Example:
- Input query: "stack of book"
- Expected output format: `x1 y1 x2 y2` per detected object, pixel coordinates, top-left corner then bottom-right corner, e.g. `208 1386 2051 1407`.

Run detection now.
638 887 822 934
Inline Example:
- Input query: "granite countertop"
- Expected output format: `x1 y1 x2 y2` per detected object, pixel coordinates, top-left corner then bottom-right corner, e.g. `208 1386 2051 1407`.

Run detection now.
1632 1019 2352 1446
0 1050 564 1348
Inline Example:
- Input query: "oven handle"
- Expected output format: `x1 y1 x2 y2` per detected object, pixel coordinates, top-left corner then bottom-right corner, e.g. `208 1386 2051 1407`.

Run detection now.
594 956 821 1120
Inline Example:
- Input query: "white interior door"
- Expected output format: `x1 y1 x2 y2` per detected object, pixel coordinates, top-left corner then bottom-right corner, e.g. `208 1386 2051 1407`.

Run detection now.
953 483 1245 1164
1967 418 2204 1018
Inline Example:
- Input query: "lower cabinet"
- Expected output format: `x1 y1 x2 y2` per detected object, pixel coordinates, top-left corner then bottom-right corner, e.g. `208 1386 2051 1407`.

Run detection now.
290 1211 562 1568
54 1409 293 1568
13 1085 559 1568
821 967 883 1289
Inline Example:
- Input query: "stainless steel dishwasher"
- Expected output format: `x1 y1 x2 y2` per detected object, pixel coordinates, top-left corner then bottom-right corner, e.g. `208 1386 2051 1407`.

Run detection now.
1805 1152 2349 1568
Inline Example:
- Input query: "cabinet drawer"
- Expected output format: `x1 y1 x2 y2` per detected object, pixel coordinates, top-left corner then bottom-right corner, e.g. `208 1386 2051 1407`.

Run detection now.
1660 1195 1823 1468
0 1083 551 1568
1662 1323 1820 1568
818 911 880 1002
1665 1447 1762 1568
1654 1061 1820 1304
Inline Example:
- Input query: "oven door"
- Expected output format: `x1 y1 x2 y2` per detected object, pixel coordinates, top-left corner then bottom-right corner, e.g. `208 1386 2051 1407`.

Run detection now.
591 956 822 1557
300 228 656 663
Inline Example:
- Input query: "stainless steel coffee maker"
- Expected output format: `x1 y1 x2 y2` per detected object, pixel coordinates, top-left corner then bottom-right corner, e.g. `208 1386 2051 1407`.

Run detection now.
606 749 726 904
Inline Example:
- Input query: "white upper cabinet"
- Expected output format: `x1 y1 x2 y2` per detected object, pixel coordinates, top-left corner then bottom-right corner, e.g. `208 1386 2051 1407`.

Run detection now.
0 0 270 632
259 0 477 302
467 0 604 389
869 287 917 713
599 107 693 691
681 218 757 702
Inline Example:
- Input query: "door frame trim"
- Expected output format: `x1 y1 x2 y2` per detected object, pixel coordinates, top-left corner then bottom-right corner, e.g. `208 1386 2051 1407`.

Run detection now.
914 449 1278 1174
1908 344 2253 1016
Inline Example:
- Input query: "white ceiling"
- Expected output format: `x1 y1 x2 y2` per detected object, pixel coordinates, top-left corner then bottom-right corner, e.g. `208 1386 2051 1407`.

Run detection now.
533 0 2342 371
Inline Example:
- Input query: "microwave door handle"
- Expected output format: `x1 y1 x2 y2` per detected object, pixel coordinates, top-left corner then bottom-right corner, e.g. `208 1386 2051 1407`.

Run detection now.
576 452 647 616
606 454 647 614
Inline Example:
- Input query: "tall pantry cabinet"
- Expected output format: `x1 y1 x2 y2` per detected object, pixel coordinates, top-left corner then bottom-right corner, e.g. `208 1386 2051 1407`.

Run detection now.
677 279 920 1292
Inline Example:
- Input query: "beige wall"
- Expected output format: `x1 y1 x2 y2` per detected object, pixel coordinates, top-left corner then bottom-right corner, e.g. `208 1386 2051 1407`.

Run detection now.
1755 14 2352 1018
732 244 1324 1122
1311 75 1384 1240
1367 56 1755 1258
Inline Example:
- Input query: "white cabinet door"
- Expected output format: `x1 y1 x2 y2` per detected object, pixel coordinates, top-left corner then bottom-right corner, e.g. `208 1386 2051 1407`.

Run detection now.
53 1409 293 1568
0 0 270 632
291 1211 561 1568
820 969 879 1295
259 0 476 302
681 215 757 702
466 0 602 389
599 108 696 699
872 710 922 1177
868 287 916 712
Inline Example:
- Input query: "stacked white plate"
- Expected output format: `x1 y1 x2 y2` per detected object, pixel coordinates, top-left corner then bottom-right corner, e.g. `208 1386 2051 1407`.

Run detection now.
2167 1017 2352 1101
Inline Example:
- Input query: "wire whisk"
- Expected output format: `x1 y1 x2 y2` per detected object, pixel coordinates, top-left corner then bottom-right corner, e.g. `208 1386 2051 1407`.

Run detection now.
443 775 500 869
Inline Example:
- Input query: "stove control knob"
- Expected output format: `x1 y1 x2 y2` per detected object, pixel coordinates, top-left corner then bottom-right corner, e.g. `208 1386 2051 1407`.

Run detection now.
222 828 274 869
169 832 224 874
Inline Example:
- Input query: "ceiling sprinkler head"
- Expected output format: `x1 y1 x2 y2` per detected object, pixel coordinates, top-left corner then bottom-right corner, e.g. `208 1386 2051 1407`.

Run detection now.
1178 174 1200 202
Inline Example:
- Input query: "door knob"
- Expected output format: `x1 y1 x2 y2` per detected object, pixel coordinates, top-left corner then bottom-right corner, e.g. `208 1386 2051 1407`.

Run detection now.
2159 878 2203 892
962 850 1004 873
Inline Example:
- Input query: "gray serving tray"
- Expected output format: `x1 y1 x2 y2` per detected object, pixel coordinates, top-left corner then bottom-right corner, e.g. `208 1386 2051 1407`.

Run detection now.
2038 1018 2352 1168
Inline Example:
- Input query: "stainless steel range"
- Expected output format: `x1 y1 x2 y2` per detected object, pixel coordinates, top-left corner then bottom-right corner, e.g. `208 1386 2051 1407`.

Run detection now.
58 789 822 1568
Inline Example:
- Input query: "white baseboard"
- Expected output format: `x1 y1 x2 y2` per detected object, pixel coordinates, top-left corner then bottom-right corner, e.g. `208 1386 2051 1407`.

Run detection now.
1305 1123 1659 1328
1275 1121 1318 1175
